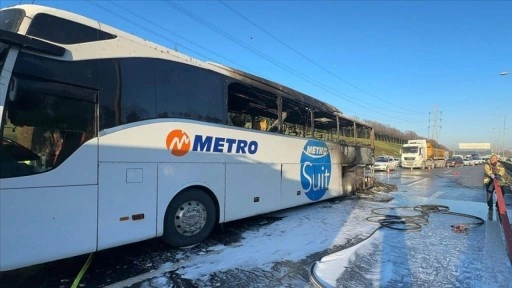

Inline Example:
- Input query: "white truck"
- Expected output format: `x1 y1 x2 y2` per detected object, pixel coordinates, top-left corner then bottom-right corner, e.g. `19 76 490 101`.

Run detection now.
401 139 448 169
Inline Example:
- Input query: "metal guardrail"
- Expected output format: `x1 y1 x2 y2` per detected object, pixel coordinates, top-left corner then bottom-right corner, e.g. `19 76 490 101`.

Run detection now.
501 160 512 173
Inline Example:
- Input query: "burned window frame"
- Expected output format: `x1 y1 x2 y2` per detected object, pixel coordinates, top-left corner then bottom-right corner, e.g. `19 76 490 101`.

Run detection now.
225 73 374 147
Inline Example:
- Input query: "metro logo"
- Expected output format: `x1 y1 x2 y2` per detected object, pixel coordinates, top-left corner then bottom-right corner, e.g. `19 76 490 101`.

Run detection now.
166 129 191 156
165 129 259 157
306 146 329 156
300 140 331 201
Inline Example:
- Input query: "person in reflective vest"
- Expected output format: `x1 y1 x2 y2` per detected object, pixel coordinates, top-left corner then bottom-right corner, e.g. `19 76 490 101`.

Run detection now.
483 154 506 210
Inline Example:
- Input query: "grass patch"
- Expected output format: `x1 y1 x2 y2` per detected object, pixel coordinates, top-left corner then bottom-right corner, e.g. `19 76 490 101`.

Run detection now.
374 140 402 158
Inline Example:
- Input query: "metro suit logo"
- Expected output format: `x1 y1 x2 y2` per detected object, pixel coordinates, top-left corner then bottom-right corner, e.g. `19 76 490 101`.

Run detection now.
300 139 331 201
166 129 191 156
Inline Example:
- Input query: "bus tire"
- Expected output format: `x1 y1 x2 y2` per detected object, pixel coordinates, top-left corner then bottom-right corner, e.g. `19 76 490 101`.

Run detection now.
163 188 216 247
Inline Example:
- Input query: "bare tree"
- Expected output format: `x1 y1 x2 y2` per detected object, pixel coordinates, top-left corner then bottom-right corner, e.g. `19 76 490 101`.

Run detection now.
364 119 447 149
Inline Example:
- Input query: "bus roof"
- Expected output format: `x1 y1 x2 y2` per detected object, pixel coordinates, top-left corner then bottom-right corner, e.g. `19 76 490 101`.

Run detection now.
2 4 372 130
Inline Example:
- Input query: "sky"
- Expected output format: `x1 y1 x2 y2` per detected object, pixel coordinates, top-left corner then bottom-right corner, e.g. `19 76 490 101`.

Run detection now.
99 172 512 287
1 0 511 151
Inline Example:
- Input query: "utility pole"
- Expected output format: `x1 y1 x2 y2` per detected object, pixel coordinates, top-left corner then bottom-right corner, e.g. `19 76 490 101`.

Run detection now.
502 116 506 158
428 106 442 143
493 113 511 158
498 72 510 158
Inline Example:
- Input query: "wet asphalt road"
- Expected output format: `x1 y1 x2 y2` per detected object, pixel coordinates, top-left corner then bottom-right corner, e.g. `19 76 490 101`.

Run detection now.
0 165 506 288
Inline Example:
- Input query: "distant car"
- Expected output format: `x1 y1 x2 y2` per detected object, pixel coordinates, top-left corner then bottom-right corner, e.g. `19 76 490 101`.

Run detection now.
446 158 456 167
374 155 397 171
393 157 401 167
446 158 463 167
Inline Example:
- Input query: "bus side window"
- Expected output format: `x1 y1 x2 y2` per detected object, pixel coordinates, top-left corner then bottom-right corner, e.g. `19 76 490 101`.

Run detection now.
258 118 267 131
268 112 287 133
227 82 278 132
251 119 260 130
44 129 63 168
1 76 97 177
54 131 84 167
228 113 245 127
244 120 252 129
80 128 94 145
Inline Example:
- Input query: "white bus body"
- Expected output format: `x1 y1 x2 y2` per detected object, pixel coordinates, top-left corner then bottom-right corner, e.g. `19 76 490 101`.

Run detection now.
0 4 374 271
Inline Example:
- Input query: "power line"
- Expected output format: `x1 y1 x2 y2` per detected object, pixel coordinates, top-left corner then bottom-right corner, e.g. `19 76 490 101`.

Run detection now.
87 0 425 124
218 0 426 115
88 2 212 61
161 1 420 122
102 1 252 72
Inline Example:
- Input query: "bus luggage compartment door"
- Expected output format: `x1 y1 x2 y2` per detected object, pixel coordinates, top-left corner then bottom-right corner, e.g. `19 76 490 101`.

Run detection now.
98 162 157 250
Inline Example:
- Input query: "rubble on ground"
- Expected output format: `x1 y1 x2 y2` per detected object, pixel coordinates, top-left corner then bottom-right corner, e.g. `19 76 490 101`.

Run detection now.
355 181 397 202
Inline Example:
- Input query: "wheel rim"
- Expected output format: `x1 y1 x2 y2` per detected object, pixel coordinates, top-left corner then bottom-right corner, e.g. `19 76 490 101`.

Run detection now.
174 200 207 236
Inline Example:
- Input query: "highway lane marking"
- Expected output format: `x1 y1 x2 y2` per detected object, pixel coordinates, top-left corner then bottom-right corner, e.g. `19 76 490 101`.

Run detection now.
443 169 462 176
429 191 444 199
407 178 428 186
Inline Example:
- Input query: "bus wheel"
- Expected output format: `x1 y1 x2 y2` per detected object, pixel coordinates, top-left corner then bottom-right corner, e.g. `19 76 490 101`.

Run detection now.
163 188 216 247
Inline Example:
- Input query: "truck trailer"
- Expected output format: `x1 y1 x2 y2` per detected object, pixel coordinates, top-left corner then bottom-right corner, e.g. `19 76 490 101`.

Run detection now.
401 139 448 169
